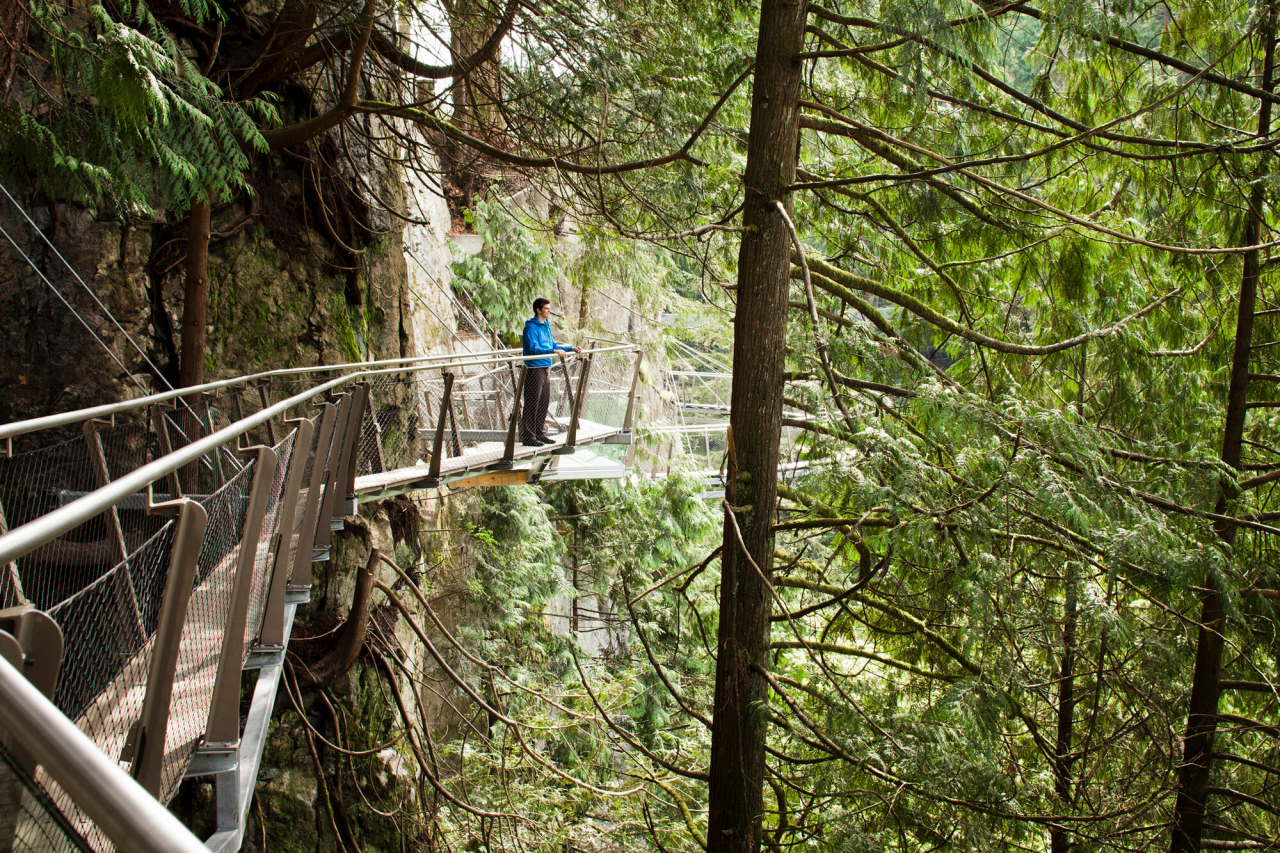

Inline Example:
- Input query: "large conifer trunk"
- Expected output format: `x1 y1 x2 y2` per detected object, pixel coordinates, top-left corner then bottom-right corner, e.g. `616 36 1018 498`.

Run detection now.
1171 6 1275 850
706 2 807 851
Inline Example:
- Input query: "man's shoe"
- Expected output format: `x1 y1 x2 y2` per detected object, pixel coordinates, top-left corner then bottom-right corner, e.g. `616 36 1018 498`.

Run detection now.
536 436 556 445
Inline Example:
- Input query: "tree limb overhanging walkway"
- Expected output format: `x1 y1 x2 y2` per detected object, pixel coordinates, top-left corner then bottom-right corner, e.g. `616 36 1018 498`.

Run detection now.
0 344 640 852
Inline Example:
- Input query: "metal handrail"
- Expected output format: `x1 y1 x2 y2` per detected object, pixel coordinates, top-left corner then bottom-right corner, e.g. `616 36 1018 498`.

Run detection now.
0 346 642 565
0 654 208 853
0 345 636 442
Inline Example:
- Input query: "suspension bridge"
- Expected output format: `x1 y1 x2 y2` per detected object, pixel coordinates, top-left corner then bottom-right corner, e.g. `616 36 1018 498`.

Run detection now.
0 344 641 853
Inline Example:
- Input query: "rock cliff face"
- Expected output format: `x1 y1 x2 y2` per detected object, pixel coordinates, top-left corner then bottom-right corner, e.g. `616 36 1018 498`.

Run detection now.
0 138 464 428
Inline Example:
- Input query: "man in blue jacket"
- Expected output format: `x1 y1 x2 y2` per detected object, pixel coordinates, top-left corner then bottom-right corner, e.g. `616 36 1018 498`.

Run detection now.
521 297 580 445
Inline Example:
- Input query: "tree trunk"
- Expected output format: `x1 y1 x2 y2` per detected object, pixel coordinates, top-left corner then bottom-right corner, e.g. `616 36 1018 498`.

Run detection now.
0 0 29 94
178 200 211 390
1051 563 1077 853
705 2 807 852
1170 7 1275 851
449 0 506 144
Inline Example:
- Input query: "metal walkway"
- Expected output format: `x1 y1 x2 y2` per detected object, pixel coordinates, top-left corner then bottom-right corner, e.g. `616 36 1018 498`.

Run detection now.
0 343 641 852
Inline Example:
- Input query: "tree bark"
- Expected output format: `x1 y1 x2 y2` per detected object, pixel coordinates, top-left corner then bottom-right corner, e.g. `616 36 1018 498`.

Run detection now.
706 3 808 853
178 200 211 390
1171 7 1276 851
449 0 506 144
0 0 29 94
1051 563 1077 853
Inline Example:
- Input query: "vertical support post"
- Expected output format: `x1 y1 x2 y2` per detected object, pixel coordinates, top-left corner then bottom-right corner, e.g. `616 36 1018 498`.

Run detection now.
500 365 527 466
315 393 354 552
126 496 209 796
257 417 313 650
258 385 278 446
340 383 369 517
0 606 63 774
150 405 182 498
294 402 336 587
82 418 127 564
557 354 576 421
83 419 147 656
446 374 463 458
562 352 593 451
201 445 278 753
428 373 454 482
622 350 644 432
0 605 63 851
199 394 226 486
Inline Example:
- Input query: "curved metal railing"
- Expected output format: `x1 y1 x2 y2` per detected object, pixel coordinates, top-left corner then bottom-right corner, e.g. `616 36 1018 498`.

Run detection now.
0 343 641 852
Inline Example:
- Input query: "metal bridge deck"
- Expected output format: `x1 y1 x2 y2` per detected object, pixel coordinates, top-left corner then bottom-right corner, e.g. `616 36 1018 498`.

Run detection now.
354 419 622 499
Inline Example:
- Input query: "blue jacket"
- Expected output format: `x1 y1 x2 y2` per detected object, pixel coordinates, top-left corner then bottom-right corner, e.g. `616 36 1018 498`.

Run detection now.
522 316 572 367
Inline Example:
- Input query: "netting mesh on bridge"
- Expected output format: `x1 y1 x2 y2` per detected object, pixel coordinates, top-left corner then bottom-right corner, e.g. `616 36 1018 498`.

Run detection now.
158 459 257 806
0 741 92 853
244 431 298 654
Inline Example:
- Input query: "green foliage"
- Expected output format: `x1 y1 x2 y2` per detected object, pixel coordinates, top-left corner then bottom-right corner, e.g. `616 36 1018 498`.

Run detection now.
451 199 561 335
0 0 273 215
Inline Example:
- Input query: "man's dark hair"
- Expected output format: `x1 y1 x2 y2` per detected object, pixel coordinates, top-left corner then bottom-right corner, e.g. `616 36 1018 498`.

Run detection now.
532 297 551 313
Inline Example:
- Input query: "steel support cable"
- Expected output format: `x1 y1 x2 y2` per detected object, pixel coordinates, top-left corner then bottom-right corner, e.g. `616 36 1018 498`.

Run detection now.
0 216 150 396
0 182 221 463
400 254 476 351
0 181 174 390
404 244 491 340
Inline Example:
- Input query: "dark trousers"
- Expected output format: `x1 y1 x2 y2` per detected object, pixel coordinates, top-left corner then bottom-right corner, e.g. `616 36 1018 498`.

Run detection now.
521 367 550 443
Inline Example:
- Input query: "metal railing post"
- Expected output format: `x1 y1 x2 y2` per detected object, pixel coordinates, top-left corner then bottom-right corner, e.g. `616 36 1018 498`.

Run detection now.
340 383 369 517
427 373 454 482
0 605 62 852
84 418 148 656
622 350 644 433
200 446 278 755
314 393 354 554
125 495 208 796
558 352 594 453
499 365 527 468
296 402 336 580
257 418 313 650
258 385 278 446
150 404 182 498
0 605 63 776
82 418 127 564
446 374 463 458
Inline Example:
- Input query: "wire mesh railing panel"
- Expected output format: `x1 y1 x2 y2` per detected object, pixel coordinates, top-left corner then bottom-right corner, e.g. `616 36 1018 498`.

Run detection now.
0 436 111 609
580 351 638 430
244 431 297 652
356 374 435 476
668 371 732 411
156 461 256 803
47 523 176 726
39 523 176 853
0 741 93 853
94 421 153 483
